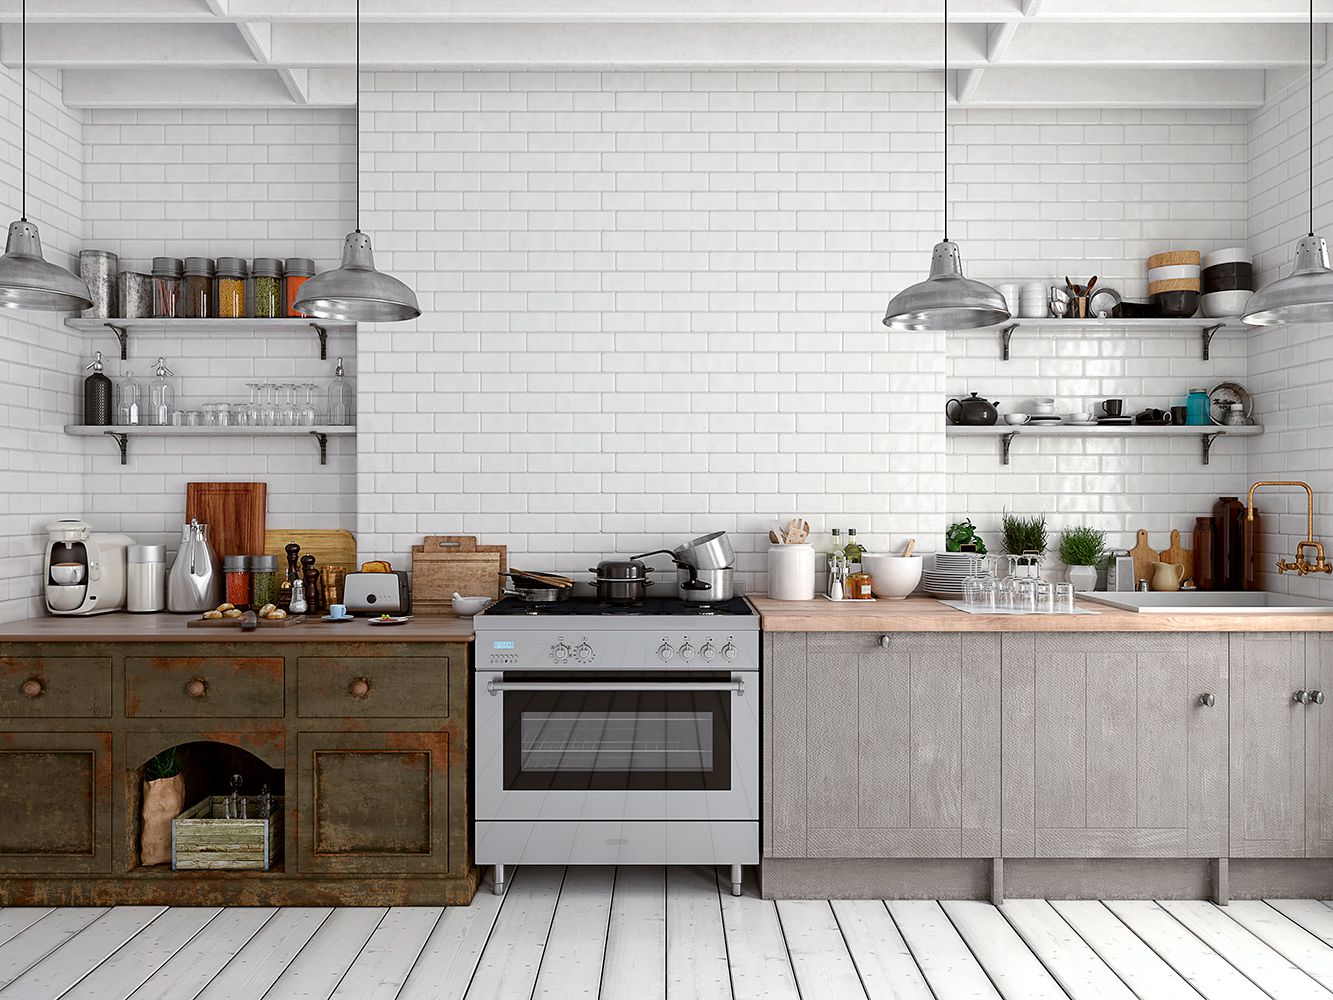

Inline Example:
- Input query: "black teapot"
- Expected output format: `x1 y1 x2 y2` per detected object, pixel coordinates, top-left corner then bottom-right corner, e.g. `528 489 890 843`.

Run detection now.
945 392 999 426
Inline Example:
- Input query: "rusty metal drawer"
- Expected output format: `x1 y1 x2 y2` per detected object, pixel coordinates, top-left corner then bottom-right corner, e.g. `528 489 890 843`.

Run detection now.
297 655 451 719
0 656 112 719
125 655 285 718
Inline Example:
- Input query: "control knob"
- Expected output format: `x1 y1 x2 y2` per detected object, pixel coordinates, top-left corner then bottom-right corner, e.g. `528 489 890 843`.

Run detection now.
700 641 716 661
721 642 738 661
679 642 696 662
552 641 571 662
657 642 674 662
575 642 595 663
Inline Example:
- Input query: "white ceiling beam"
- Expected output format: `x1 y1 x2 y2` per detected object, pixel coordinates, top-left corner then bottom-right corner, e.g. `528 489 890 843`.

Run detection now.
957 68 985 105
999 23 1324 67
232 21 272 64
1032 0 1333 20
61 67 354 107
276 67 309 104
962 67 1267 107
0 23 261 67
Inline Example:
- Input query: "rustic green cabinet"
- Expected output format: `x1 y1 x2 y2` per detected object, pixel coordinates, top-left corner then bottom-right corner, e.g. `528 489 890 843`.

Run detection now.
0 731 113 874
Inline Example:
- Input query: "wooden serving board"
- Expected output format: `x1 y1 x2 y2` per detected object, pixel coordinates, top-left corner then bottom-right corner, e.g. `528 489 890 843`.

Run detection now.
263 529 357 571
412 535 508 612
186 482 267 563
1129 529 1158 589
1159 528 1194 586
187 615 308 628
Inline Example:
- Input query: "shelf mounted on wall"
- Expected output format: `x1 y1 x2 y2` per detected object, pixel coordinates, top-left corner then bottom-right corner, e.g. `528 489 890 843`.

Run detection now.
64 425 354 467
989 317 1242 362
64 317 353 360
949 423 1262 467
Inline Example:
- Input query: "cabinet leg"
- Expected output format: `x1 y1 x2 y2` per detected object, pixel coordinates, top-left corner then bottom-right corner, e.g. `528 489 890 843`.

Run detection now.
730 864 743 897
990 858 1004 906
1214 858 1229 906
493 864 507 896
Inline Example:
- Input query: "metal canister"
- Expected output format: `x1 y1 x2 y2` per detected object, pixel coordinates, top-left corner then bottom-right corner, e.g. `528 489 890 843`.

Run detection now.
79 249 118 318
119 272 152 318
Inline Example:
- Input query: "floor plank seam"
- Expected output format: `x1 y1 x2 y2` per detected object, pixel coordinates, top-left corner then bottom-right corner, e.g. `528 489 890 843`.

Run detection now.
389 908 449 1000
823 900 872 1000
459 868 520 1000
1022 900 1145 1000
1211 901 1333 998
254 907 343 1000
768 891 805 1000
1094 901 1208 1000
58 905 207 1000
325 908 391 1000
937 901 1020 999
1152 900 1296 999
878 901 939 1000
712 869 739 1000
593 866 619 1000
527 865 570 1000
994 901 1094 1000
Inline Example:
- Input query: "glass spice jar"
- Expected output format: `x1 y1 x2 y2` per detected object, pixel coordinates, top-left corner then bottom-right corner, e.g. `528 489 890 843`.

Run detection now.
215 257 248 318
151 257 183 318
250 554 277 608
252 257 283 319
284 257 314 316
181 257 215 319
223 555 251 610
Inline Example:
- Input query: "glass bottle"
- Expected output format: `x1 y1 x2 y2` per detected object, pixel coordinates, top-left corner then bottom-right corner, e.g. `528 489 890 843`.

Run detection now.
83 351 113 426
289 579 308 615
327 357 352 426
284 257 314 316
151 257 182 318
827 528 844 573
115 369 141 426
146 357 175 426
1186 388 1211 426
215 257 248 318
252 257 283 318
181 257 215 319
843 529 865 572
250 555 278 608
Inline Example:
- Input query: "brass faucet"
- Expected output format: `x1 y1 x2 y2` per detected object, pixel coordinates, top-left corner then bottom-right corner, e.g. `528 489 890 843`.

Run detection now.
1247 480 1333 575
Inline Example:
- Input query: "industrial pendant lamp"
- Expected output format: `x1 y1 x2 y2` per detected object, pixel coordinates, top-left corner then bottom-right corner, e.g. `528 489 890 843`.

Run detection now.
0 0 91 312
1243 0 1333 326
293 0 419 323
883 0 1007 332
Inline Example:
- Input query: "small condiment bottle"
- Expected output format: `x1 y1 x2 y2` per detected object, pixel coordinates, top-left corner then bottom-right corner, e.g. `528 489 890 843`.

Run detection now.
215 257 249 318
223 555 251 610
284 257 314 317
847 571 874 600
181 257 215 319
252 257 283 318
151 257 183 318
288 579 308 615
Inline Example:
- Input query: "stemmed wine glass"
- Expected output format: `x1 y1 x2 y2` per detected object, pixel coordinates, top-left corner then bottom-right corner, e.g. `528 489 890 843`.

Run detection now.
299 383 318 426
259 381 278 427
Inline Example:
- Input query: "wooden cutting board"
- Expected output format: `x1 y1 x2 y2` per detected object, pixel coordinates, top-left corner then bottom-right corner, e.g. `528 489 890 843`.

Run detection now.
187 615 307 628
185 482 267 563
1129 529 1158 589
263 529 357 571
412 535 508 611
1159 528 1194 586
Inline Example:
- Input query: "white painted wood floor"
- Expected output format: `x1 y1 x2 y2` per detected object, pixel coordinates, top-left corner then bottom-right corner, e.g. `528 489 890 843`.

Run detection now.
2 868 1333 1000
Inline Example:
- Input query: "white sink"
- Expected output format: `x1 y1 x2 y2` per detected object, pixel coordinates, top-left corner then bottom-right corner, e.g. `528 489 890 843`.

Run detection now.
1081 591 1333 614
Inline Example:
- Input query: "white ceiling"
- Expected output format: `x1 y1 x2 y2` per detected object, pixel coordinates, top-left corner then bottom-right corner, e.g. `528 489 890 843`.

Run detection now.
0 0 1328 109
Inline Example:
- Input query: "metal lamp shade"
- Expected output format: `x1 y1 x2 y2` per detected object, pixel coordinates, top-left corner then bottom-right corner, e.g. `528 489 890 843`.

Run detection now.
0 220 92 312
883 240 1010 331
1242 235 1333 327
291 231 420 323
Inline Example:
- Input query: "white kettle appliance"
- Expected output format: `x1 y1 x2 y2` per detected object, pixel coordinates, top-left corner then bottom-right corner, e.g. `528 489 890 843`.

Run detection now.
44 520 134 616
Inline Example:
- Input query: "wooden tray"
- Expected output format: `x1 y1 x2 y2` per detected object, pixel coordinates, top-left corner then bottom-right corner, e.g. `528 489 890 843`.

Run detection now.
264 529 356 571
187 615 308 628
412 535 508 612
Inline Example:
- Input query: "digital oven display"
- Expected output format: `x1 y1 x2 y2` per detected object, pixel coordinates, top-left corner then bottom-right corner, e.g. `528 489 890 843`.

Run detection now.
492 640 515 650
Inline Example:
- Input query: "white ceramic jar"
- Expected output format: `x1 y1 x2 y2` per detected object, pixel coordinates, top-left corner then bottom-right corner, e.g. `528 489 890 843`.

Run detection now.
768 544 816 601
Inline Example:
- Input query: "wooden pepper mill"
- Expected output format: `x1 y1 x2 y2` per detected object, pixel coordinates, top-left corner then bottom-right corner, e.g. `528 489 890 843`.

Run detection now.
278 542 301 610
300 554 323 615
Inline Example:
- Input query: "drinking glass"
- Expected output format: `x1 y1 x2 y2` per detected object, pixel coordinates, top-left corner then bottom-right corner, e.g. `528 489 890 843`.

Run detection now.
216 401 232 427
278 383 298 426
299 383 318 426
1055 582 1076 614
201 402 219 426
1013 578 1036 613
974 578 997 612
259 382 278 427
243 382 262 426
1035 579 1055 614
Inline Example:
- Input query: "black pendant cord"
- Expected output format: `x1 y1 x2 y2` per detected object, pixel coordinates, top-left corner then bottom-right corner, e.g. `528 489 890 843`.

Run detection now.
1310 0 1315 237
20 0 26 222
943 0 948 242
355 0 361 235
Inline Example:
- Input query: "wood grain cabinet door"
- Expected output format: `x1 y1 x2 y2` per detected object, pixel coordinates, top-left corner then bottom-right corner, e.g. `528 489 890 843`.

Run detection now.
1304 634 1333 857
1002 632 1228 859
296 732 456 875
769 631 1000 859
0 732 113 873
1230 632 1307 858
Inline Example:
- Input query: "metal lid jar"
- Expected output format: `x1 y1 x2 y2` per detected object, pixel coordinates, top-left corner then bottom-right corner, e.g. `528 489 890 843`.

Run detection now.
284 257 315 317
215 257 248 318
252 257 283 319
151 256 183 318
181 257 215 319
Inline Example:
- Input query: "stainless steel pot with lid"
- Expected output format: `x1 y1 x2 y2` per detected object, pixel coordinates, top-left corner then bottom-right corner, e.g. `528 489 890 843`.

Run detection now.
590 558 654 606
676 566 735 603
673 531 734 570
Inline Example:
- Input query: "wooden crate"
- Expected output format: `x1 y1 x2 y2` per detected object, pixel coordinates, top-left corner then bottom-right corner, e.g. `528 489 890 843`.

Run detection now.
172 795 283 871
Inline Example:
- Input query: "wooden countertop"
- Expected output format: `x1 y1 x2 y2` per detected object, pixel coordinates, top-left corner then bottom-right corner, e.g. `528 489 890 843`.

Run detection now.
0 612 475 643
750 596 1333 633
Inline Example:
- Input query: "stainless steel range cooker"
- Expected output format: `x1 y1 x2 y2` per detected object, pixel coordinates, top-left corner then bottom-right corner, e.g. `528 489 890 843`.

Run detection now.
472 594 760 896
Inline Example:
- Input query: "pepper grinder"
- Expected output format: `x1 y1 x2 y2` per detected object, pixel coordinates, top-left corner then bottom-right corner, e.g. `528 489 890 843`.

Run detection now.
300 554 321 615
278 541 301 609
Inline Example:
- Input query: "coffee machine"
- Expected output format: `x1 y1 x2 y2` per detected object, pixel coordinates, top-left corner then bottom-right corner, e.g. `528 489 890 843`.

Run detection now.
44 520 134 616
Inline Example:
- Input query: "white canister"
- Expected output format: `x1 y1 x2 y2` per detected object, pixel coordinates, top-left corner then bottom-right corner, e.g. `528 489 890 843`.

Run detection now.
768 544 816 601
126 544 166 612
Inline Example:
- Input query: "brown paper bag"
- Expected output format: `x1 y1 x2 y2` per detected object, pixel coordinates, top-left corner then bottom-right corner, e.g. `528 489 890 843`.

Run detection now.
141 774 185 866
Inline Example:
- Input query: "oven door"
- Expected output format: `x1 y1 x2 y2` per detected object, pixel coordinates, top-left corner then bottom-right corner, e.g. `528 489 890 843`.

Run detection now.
475 670 757 822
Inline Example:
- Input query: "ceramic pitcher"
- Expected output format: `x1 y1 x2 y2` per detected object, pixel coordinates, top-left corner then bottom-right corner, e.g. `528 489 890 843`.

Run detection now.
1149 561 1185 592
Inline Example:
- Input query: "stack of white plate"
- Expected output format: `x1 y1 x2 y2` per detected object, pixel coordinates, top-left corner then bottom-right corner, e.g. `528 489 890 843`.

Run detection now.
1019 282 1047 318
922 552 984 598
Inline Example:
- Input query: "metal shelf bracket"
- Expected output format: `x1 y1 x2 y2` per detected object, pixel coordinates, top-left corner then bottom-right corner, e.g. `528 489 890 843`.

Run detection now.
105 431 128 465
999 323 1019 361
310 323 329 361
1001 431 1018 465
105 323 128 360
1201 432 1223 466
1201 323 1224 361
310 431 329 465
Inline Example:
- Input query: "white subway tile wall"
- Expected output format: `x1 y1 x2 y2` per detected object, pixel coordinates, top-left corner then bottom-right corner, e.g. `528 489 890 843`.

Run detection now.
0 67 86 622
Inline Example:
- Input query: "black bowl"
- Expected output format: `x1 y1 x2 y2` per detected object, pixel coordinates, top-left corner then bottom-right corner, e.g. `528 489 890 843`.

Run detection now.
1114 299 1160 319
1153 289 1200 318
1202 262 1254 292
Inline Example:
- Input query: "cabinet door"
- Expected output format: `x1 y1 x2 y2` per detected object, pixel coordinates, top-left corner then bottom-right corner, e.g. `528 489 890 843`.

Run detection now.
1305 634 1333 857
1003 633 1228 858
1230 632 1306 858
296 732 458 875
770 631 1000 859
0 732 113 873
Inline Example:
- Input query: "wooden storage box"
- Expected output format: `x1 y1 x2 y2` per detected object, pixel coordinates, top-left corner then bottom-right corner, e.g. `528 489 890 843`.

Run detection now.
172 795 283 871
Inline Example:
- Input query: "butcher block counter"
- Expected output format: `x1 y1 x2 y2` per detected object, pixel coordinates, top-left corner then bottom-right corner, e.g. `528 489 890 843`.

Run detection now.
750 596 1333 633
0 612 475 643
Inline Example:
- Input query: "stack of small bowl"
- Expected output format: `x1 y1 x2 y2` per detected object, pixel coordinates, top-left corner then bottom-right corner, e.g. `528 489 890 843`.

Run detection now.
1200 248 1254 318
1147 250 1200 318
922 552 983 599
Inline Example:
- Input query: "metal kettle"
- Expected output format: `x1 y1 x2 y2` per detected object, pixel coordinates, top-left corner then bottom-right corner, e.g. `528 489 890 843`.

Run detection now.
167 519 222 612
946 391 1000 426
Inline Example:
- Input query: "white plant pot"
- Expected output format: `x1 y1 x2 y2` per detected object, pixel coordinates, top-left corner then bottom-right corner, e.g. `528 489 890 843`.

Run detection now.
1066 564 1097 592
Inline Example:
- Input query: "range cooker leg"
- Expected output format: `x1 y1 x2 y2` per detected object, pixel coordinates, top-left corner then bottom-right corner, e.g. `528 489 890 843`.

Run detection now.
493 864 507 896
729 864 743 897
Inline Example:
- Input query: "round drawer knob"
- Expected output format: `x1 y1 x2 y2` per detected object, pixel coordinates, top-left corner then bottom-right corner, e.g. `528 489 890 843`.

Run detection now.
185 678 208 699
349 678 371 699
1314 690 1326 706
21 679 42 699
1198 693 1216 708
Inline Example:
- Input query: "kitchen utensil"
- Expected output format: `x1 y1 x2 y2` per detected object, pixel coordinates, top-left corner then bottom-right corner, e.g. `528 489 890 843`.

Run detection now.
591 558 654 606
1088 287 1121 318
321 613 355 623
328 603 349 618
79 249 117 319
412 534 508 613
1170 405 1188 425
1003 413 1030 425
125 544 166 613
1201 290 1252 318
1149 561 1186 592
168 519 223 613
451 594 491 616
188 613 307 628
1085 275 1098 295
945 392 999 426
1031 397 1056 415
768 543 815 600
1202 262 1254 292
508 569 573 589
902 538 917 556
185 482 267 564
502 579 574 605
49 562 85 585
1153 289 1200 317
1105 550 1135 592
676 565 735 603
769 530 782 544
673 531 735 570
1114 299 1158 319
1208 381 1253 425
1159 528 1194 588
342 571 411 614
1128 529 1158 590
1147 250 1201 269
863 553 923 600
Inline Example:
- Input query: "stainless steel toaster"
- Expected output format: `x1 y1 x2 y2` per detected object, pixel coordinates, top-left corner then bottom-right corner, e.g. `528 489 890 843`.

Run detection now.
342 571 412 614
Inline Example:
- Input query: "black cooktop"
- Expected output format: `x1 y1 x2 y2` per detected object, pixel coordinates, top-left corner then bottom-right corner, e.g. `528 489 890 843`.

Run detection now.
481 595 757 618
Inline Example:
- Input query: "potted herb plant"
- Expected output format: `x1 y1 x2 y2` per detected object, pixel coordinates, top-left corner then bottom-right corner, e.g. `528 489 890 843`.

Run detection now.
1001 513 1047 578
1059 526 1106 592
141 747 185 867
945 519 987 554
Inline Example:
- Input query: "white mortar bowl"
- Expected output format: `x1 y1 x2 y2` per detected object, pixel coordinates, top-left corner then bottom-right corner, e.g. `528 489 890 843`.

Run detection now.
863 554 924 600
451 595 492 616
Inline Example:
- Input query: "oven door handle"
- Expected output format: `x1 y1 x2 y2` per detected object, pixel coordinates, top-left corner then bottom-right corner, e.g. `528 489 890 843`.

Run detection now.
486 679 744 695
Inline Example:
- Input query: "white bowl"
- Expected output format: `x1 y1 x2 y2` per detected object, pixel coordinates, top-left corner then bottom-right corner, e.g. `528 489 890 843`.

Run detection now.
1003 413 1030 426
49 562 86 585
451 595 492 616
863 554 924 600
1202 247 1252 269
45 584 86 611
1031 399 1056 415
1067 411 1092 422
1200 290 1253 318
1147 264 1201 283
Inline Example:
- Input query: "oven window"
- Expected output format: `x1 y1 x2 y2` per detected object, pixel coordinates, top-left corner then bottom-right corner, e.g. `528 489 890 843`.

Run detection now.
502 674 732 791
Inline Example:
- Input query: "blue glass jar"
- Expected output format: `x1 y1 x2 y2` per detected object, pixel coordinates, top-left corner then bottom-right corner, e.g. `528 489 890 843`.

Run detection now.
1186 387 1211 426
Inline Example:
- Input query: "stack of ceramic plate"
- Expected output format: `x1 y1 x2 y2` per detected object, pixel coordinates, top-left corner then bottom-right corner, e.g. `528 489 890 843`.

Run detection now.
1019 281 1047 318
1201 247 1254 318
922 552 983 598
1147 250 1200 317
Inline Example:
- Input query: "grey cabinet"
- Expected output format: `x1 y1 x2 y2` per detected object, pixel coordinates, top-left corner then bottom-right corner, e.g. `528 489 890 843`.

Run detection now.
1230 632 1333 858
1000 633 1228 858
765 631 1001 859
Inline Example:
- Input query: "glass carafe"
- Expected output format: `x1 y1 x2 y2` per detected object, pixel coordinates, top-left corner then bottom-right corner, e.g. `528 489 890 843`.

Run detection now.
115 369 141 426
146 357 175 426
327 357 352 426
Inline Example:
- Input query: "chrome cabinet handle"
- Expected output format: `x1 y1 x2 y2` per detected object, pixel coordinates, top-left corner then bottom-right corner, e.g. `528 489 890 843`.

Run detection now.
1313 690 1326 705
879 635 891 648
1296 689 1312 704
486 679 743 695
1198 693 1216 708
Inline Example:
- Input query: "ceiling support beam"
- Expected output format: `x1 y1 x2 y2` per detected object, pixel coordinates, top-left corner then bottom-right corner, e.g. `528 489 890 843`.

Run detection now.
62 66 354 107
962 67 1267 107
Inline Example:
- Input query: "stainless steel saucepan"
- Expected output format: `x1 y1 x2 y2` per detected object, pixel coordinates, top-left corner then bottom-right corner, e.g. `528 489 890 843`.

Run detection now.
673 531 734 570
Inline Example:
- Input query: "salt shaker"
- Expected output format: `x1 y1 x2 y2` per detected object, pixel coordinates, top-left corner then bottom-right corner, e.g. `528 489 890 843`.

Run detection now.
289 579 308 615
